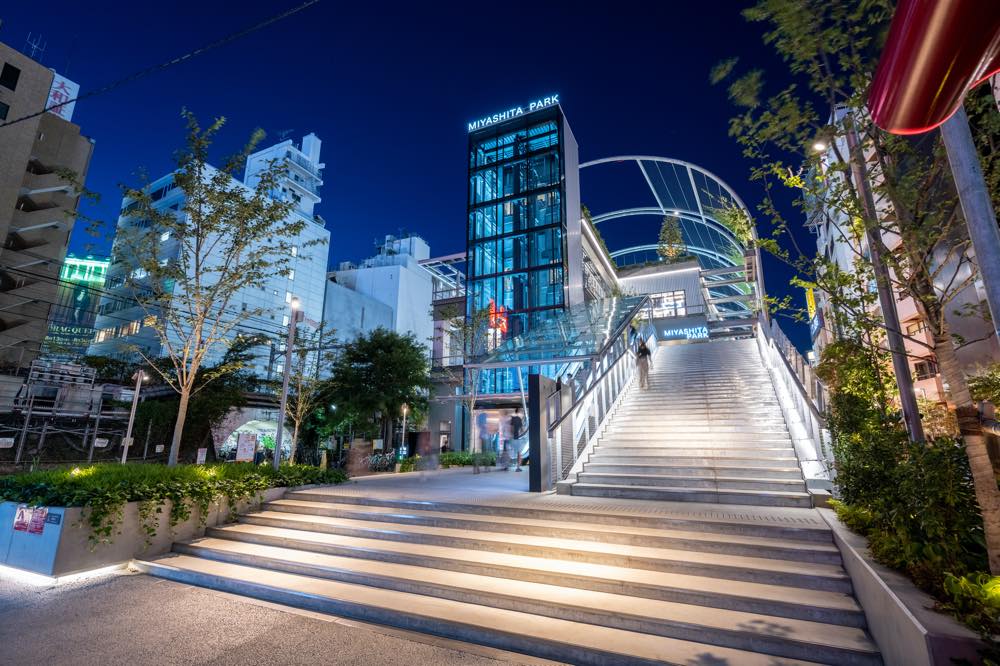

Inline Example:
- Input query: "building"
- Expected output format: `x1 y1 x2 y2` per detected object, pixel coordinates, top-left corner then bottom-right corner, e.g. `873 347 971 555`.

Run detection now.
42 254 108 360
0 42 94 370
465 95 583 396
88 133 330 378
808 109 1000 403
323 234 433 348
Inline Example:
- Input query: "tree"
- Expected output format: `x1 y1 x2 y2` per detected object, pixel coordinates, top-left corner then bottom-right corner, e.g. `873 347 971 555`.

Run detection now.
278 324 337 463
657 215 686 262
714 0 1000 572
326 328 431 446
116 111 319 466
437 305 493 451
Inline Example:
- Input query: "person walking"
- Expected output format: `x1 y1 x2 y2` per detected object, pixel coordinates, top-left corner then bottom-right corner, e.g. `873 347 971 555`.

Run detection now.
636 340 652 390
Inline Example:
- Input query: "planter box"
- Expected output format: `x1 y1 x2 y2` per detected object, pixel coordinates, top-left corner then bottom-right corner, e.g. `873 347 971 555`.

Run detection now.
0 486 289 578
819 509 984 665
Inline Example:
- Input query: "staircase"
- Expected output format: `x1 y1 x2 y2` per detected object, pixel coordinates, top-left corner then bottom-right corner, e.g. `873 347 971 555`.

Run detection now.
563 338 813 507
137 492 879 664
135 338 881 664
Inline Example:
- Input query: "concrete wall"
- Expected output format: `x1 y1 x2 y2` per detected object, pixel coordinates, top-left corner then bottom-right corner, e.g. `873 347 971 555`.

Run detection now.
0 486 288 577
323 280 394 344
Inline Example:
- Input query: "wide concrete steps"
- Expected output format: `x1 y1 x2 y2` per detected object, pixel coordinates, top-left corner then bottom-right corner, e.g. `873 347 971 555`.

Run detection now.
583 462 804 479
570 482 813 508
138 490 880 665
136 555 839 666
577 472 807 493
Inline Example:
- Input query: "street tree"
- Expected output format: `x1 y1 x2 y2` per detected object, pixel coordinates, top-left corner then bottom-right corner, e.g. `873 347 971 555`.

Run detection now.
713 0 1000 571
326 328 431 447
116 111 319 466
437 304 494 451
657 215 686 262
278 323 337 463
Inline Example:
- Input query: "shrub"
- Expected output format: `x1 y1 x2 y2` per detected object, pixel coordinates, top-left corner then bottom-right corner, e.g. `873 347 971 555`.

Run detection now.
439 451 497 468
0 463 346 547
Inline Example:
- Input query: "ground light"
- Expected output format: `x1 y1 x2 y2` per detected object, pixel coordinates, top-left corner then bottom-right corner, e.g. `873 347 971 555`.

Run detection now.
0 562 126 587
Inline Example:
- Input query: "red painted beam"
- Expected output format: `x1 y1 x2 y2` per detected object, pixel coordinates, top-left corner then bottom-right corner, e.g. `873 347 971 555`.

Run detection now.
868 0 1000 135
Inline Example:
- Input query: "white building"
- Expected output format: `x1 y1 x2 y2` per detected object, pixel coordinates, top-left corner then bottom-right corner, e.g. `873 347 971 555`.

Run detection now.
323 235 433 351
88 133 331 378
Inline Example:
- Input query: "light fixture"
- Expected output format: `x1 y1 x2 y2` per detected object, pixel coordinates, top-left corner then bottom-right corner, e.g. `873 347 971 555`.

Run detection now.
812 141 827 152
290 296 301 310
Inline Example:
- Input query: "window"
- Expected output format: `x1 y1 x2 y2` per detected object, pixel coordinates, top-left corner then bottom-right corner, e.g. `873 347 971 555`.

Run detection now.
914 359 939 381
905 320 928 336
282 314 290 327
285 291 292 303
0 101 8 121
649 291 687 318
160 231 170 242
287 269 295 281
291 246 298 257
0 63 20 91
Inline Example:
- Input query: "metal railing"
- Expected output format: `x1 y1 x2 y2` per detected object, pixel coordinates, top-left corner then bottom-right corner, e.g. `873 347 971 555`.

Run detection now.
755 313 833 488
536 322 657 492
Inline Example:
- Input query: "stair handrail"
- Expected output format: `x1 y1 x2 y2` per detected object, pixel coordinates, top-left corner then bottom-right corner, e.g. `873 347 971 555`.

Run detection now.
754 312 834 489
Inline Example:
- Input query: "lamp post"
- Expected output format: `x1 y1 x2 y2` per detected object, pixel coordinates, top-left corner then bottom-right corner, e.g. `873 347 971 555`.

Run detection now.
121 370 147 464
400 403 409 457
273 297 303 470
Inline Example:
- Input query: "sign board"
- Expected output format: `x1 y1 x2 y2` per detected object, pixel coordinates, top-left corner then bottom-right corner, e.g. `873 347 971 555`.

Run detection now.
0 437 13 449
651 314 711 342
235 433 257 462
13 505 48 535
46 73 80 122
155 444 164 454
196 448 207 465
94 437 109 448
468 94 559 132
373 438 384 451
805 287 817 320
122 437 133 449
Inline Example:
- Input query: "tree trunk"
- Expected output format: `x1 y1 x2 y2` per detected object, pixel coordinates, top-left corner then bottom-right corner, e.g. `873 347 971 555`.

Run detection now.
934 328 1000 574
168 388 192 466
289 423 300 464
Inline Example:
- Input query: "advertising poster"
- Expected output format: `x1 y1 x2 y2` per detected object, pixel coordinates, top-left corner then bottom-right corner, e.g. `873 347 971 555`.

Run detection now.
235 433 257 462
13 504 30 531
28 507 48 534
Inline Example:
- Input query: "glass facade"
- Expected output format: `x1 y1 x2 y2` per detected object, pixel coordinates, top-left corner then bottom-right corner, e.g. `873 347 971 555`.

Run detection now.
466 108 569 394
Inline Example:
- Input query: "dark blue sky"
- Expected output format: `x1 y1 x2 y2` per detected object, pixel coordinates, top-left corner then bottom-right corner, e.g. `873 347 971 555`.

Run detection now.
1 1 811 349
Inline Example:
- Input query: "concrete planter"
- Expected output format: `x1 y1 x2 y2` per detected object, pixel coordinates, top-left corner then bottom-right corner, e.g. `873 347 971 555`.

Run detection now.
0 486 289 578
819 509 984 665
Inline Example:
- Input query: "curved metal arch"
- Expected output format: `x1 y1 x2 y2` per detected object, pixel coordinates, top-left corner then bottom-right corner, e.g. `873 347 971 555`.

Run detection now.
592 207 743 251
609 243 737 268
580 155 756 242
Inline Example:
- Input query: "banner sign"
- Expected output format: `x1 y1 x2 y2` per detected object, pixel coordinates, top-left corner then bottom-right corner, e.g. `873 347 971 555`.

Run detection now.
235 433 257 462
46 73 80 122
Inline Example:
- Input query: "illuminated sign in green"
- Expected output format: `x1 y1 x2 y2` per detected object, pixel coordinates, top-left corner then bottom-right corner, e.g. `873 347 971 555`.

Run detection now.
59 256 109 285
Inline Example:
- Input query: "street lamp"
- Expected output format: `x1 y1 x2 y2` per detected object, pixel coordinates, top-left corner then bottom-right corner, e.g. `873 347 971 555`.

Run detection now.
273 297 303 470
120 369 148 464
399 403 409 458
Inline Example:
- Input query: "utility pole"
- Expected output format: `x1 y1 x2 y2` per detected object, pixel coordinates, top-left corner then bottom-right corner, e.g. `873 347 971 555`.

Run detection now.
142 421 153 460
14 393 34 466
89 394 103 463
121 370 146 464
846 119 926 442
273 298 302 470
940 105 1000 342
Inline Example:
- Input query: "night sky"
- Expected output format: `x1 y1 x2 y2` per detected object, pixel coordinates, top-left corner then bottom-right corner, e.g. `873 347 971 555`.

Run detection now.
0 1 811 350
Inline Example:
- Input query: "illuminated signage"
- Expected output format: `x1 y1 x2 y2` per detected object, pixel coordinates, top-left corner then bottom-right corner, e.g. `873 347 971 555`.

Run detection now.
660 326 709 341
488 299 508 334
46 73 80 122
805 287 817 319
468 94 560 132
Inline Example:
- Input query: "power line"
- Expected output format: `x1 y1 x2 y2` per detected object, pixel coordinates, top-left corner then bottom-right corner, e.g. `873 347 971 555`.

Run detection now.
0 0 322 130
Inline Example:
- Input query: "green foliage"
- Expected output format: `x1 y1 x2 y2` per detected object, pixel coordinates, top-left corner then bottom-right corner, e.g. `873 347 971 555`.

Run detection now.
657 215 686 263
0 463 346 548
398 456 418 473
969 363 1000 406
439 451 496 468
942 573 1000 641
326 327 431 438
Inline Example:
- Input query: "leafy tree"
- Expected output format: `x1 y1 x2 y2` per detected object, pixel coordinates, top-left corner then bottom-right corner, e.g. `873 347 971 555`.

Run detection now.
326 328 431 446
714 0 1000 572
437 305 493 451
116 111 320 466
657 215 686 263
274 323 337 463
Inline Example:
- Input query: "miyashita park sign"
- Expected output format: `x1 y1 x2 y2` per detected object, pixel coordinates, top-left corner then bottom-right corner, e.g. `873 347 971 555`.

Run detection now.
468 94 560 132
